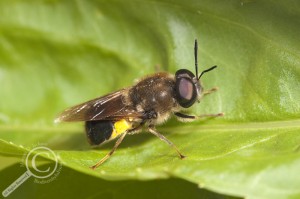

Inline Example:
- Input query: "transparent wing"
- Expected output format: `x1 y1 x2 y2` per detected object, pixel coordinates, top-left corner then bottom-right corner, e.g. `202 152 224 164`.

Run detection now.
55 89 143 122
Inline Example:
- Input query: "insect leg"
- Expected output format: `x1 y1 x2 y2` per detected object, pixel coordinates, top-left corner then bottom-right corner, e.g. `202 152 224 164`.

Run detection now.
198 113 224 118
174 112 196 120
90 132 127 169
147 126 186 159
127 125 143 135
202 87 218 96
90 125 142 169
175 112 224 122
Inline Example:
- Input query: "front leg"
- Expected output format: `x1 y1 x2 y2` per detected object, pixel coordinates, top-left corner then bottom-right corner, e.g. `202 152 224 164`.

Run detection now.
202 87 218 96
174 112 224 122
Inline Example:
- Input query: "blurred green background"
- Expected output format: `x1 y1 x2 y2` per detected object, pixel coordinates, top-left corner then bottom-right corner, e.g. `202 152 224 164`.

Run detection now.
0 0 300 198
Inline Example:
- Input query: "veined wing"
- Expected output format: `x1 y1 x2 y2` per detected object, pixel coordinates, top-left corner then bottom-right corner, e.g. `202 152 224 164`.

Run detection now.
55 89 143 122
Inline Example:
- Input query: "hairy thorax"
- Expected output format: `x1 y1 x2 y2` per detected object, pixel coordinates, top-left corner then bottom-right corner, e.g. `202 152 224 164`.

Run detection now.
128 72 180 125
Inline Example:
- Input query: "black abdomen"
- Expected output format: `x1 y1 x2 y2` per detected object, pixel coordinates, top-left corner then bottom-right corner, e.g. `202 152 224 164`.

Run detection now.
85 121 114 145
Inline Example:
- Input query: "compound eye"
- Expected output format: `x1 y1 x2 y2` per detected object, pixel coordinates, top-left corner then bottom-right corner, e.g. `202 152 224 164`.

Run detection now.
178 78 194 101
175 69 198 108
175 77 197 108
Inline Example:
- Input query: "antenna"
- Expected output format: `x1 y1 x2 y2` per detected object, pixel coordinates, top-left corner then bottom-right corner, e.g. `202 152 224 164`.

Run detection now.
194 39 199 79
194 39 217 79
199 65 217 79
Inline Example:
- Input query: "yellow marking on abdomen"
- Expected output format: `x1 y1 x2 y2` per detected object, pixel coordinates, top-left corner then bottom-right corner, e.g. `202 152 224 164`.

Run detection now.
111 119 132 139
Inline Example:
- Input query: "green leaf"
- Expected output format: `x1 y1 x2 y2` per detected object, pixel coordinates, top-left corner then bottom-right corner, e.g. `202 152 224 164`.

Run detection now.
0 161 238 199
1 0 300 199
